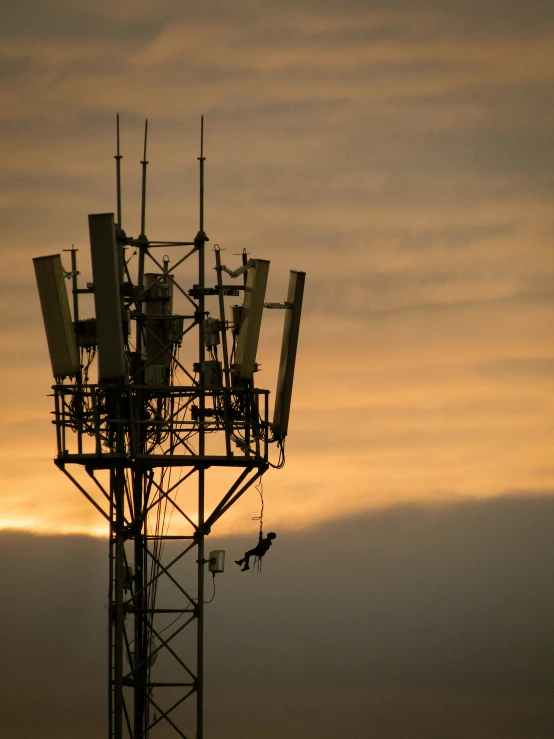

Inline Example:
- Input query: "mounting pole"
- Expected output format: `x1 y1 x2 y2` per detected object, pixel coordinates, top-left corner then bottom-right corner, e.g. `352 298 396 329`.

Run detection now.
68 245 84 453
214 245 233 455
135 119 149 371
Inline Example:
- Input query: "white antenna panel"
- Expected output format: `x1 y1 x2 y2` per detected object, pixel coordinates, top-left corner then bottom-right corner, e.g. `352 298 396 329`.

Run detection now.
33 254 80 378
88 213 127 381
272 270 305 437
234 259 270 381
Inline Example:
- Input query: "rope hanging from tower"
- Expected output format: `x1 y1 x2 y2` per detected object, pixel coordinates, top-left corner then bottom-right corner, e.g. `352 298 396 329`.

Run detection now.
252 474 265 535
252 475 265 572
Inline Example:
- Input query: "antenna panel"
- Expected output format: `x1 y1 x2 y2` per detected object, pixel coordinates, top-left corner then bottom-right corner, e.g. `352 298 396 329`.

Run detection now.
33 254 80 378
88 213 127 381
234 259 270 380
272 270 305 436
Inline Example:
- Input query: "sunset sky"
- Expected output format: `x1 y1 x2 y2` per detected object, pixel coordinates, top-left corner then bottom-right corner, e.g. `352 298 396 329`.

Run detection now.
3 0 554 535
2 0 554 736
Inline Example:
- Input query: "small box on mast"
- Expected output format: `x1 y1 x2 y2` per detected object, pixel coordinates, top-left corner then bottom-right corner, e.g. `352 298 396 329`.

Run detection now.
208 550 225 574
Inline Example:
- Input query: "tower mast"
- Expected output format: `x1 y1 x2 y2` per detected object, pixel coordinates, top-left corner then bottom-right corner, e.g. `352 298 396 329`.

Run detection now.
33 115 306 739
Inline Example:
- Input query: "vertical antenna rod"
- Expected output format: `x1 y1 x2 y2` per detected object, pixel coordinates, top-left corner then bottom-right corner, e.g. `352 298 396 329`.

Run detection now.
140 119 149 238
196 113 206 739
115 114 122 228
199 115 205 234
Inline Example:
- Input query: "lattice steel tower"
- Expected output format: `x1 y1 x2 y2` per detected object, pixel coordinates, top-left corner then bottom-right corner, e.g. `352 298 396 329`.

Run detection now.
33 117 305 739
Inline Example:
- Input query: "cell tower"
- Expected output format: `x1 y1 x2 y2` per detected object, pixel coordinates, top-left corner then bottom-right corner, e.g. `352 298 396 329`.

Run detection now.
33 116 305 739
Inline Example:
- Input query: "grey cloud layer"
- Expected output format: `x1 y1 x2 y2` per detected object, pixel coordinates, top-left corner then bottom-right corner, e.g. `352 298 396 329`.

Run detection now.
2 495 553 738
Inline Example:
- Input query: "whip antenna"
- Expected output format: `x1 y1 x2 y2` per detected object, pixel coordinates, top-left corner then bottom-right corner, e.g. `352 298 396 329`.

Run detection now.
115 113 122 228
139 118 149 239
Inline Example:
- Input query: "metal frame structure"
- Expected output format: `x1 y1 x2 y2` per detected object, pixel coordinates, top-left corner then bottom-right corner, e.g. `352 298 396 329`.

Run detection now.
34 117 303 739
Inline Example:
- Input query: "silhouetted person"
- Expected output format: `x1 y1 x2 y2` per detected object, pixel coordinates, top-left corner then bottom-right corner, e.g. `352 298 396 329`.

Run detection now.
235 532 277 571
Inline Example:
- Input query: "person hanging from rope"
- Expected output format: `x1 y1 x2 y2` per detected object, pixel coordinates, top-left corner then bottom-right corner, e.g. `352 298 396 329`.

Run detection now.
235 531 277 572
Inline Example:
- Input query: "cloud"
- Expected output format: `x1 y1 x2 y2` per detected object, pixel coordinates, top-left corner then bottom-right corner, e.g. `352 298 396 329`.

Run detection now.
2 495 554 737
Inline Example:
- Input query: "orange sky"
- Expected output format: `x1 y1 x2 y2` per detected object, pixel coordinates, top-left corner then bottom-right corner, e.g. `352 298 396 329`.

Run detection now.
2 0 554 536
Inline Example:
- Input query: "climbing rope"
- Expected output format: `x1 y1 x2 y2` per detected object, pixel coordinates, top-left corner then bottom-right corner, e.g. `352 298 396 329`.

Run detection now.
251 474 265 534
251 475 265 574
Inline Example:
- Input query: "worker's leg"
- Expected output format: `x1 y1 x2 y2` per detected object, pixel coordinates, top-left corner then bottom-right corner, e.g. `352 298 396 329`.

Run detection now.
241 548 257 571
